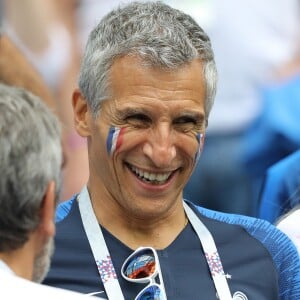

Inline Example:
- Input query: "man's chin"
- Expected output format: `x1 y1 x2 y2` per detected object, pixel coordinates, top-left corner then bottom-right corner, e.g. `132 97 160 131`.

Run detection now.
32 238 54 283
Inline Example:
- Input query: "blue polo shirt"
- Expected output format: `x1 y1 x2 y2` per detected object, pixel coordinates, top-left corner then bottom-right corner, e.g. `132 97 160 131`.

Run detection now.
44 197 300 299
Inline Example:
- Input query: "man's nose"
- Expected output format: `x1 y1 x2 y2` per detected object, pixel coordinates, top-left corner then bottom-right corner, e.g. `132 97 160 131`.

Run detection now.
142 123 176 168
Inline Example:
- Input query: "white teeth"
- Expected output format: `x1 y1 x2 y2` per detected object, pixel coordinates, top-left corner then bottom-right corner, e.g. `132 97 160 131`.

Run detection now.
156 174 167 181
130 165 172 184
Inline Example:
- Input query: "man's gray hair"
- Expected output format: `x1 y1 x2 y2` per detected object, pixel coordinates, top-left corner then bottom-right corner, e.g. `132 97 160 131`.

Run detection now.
0 83 62 251
79 1 217 120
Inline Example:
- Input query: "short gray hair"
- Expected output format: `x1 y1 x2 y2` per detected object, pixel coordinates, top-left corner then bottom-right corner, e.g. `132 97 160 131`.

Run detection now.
0 83 62 251
79 1 217 120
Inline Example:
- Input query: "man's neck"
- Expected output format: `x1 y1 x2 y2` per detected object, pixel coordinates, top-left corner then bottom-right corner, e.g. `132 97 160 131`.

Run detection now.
87 185 187 250
105 216 188 250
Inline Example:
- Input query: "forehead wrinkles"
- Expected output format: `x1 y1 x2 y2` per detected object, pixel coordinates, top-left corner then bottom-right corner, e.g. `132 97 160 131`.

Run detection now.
110 80 197 104
108 56 204 93
106 83 204 113
103 56 206 120
110 97 175 120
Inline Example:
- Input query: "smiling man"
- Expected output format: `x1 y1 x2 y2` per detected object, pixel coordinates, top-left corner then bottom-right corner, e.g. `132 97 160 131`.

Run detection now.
44 2 300 299
79 55 206 242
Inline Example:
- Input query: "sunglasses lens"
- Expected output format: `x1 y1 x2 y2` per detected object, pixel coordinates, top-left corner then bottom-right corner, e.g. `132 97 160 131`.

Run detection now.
136 285 162 300
123 249 156 279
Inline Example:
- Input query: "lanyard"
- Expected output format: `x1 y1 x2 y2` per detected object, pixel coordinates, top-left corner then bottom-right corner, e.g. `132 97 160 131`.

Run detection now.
183 202 233 300
78 186 124 299
78 186 233 300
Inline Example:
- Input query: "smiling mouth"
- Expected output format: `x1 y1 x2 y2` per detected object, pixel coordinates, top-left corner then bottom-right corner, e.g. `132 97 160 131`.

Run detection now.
126 163 174 185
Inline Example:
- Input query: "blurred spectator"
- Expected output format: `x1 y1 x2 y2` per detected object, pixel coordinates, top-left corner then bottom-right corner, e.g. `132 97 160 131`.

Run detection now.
3 0 76 91
256 47 300 221
0 34 56 112
184 0 300 216
243 27 300 216
2 0 89 200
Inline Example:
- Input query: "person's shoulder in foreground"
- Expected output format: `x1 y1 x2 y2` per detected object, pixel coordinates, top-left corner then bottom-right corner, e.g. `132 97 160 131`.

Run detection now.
259 149 300 223
0 268 99 299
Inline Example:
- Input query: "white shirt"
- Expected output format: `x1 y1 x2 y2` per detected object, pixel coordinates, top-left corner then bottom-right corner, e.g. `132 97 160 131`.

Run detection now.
277 209 300 255
0 260 103 299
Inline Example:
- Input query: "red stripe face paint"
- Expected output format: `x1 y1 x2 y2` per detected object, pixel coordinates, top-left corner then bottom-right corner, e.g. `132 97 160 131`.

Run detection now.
106 126 126 156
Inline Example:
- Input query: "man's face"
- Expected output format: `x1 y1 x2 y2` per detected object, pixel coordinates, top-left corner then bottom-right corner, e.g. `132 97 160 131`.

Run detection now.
86 56 206 219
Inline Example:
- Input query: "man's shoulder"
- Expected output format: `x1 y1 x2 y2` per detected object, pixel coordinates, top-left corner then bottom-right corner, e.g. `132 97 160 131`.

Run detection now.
193 203 293 249
194 203 270 226
190 202 300 266
28 280 92 299
191 202 300 300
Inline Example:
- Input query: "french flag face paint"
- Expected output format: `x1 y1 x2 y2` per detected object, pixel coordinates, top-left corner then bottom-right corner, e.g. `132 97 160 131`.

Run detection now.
106 126 125 156
195 133 205 164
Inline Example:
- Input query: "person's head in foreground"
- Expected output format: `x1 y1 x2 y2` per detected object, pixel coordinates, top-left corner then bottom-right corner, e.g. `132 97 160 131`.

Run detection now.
0 83 62 282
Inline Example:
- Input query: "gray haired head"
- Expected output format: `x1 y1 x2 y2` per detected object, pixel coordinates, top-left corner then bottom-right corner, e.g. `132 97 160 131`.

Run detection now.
79 1 217 121
0 84 62 252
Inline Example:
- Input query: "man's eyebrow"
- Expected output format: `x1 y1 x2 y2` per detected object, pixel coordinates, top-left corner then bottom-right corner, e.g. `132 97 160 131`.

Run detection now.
175 111 205 122
115 107 148 118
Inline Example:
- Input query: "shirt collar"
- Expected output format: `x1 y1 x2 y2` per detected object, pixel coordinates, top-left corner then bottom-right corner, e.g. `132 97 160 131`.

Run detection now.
0 259 15 275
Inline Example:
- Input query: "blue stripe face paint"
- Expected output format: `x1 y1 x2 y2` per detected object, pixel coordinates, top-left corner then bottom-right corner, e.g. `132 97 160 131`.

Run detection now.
106 126 125 156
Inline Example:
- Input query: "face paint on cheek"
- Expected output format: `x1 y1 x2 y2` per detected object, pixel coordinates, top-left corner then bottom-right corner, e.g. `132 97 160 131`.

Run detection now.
194 133 205 163
106 126 126 156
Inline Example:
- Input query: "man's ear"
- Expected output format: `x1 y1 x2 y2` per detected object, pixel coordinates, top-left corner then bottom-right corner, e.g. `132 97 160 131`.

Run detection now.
38 181 56 238
72 89 91 137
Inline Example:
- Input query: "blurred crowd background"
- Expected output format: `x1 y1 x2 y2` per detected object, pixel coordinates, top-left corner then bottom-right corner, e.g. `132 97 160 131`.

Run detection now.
2 0 300 219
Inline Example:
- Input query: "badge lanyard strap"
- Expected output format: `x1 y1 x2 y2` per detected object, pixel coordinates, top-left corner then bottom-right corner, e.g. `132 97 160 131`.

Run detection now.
78 186 232 300
78 186 125 300
183 202 233 300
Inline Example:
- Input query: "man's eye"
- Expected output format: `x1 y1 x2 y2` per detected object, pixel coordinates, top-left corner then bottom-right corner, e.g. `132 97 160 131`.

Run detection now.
126 114 150 121
174 116 197 125
174 116 201 132
125 114 151 127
